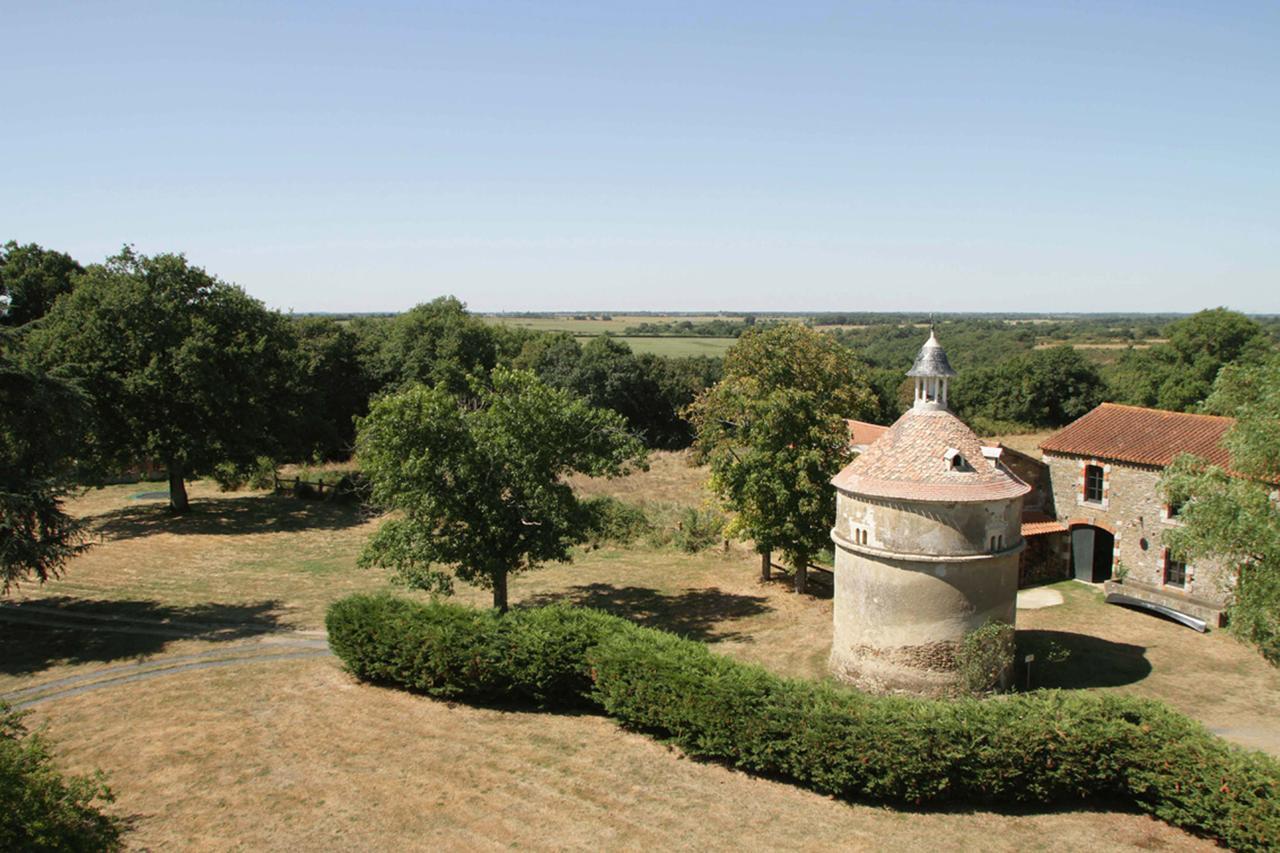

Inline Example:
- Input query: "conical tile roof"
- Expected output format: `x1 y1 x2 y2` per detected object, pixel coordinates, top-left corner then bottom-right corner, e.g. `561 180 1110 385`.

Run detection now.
832 407 1030 502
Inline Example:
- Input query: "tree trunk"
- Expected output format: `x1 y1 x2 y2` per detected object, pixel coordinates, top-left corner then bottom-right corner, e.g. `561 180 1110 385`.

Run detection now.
168 463 190 514
794 561 808 595
493 568 509 613
760 550 772 581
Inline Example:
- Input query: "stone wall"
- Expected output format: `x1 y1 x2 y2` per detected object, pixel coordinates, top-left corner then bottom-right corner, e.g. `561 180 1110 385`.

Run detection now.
830 492 1023 696
834 493 1022 558
1043 452 1233 605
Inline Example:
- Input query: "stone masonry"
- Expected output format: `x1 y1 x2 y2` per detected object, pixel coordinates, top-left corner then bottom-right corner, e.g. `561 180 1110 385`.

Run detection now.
1042 451 1233 612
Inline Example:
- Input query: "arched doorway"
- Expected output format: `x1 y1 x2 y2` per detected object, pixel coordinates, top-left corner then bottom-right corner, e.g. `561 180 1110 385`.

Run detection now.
1071 525 1114 583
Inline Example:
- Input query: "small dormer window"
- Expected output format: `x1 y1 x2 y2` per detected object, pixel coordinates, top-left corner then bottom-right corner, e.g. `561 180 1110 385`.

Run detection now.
944 448 972 472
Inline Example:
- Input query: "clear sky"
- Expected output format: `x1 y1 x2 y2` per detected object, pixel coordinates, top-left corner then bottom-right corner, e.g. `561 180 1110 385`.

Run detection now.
3 1 1277 314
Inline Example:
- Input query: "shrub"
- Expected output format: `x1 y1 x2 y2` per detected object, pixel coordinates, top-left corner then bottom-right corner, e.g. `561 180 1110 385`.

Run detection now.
327 595 1280 850
247 456 277 491
325 594 629 708
211 461 245 492
580 496 652 548
955 620 1015 695
0 704 125 851
326 594 508 701
672 506 725 553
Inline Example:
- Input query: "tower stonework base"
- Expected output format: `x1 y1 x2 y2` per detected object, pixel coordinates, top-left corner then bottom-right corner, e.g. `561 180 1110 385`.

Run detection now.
829 495 1023 696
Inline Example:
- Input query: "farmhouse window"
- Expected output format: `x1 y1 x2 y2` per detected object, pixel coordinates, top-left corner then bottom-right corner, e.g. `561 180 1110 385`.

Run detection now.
1163 550 1187 588
1083 464 1104 504
1167 498 1185 519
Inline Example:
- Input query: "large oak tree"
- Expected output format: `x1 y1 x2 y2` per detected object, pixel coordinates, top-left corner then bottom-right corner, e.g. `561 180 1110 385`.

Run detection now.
691 324 878 593
357 368 647 611
26 247 299 513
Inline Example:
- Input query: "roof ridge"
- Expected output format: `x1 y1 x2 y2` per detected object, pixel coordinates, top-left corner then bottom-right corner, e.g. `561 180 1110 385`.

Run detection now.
1097 401 1236 423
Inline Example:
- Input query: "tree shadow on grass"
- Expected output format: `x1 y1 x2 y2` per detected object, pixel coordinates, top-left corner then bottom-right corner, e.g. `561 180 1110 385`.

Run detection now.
91 494 368 542
521 583 772 642
0 596 286 676
1017 629 1152 689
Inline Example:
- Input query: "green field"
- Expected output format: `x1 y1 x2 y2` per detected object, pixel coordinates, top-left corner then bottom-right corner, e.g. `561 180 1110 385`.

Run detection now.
615 336 737 357
486 314 741 335
482 314 740 357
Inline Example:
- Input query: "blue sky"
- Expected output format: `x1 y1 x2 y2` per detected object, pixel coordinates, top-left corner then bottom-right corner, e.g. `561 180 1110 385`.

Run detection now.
3 1 1277 313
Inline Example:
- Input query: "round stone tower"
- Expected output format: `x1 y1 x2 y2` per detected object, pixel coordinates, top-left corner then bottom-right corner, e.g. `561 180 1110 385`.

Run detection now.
829 331 1030 696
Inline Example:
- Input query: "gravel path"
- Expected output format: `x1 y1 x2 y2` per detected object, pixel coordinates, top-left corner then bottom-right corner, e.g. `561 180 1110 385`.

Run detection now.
0 606 333 710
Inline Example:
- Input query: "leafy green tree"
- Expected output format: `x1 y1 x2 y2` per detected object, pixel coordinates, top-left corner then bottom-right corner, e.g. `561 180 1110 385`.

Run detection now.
378 296 498 395
952 345 1104 430
25 248 300 513
1 330 88 592
1162 354 1280 664
512 331 583 390
691 324 878 592
357 368 647 611
0 242 83 327
514 333 719 449
1 704 124 850
291 316 375 460
1106 309 1271 412
567 337 668 444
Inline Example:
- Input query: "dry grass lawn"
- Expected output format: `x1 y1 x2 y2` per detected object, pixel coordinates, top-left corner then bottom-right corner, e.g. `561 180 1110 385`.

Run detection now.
3 452 1278 849
36 659 1213 852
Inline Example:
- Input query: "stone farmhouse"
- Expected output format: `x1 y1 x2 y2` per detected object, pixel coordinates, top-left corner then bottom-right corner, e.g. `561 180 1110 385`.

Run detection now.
1034 403 1236 627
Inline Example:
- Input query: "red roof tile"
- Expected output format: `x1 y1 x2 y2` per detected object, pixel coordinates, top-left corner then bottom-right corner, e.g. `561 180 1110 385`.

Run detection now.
833 408 1030 503
1021 511 1067 537
1039 403 1234 469
846 419 889 448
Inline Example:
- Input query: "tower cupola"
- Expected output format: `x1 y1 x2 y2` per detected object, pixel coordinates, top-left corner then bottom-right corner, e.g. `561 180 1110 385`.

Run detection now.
907 329 957 410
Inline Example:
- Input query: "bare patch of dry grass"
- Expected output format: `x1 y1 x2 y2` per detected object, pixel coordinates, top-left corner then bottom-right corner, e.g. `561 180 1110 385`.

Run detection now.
34 659 1214 852
566 449 710 506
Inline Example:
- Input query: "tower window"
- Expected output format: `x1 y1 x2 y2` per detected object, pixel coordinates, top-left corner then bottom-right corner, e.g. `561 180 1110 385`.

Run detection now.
944 448 972 472
1083 465 1104 504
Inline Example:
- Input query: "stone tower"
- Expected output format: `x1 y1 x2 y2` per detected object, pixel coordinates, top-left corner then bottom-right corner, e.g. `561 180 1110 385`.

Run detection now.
828 331 1029 696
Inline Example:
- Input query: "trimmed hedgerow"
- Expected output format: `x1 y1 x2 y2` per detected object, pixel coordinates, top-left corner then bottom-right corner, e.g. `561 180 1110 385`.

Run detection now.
326 595 1280 851
325 594 629 708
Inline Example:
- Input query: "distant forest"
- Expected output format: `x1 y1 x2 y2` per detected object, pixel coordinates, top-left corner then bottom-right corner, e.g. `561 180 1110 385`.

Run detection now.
5 241 1278 474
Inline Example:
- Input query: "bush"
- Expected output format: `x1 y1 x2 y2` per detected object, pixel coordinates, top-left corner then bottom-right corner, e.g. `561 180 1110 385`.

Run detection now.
247 456 277 490
327 596 1280 850
580 496 652 548
325 594 629 708
672 506 725 553
955 620 1015 695
211 461 246 492
0 704 125 851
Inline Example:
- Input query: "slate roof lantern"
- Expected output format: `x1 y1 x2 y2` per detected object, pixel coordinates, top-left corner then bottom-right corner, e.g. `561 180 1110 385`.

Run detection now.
906 329 957 410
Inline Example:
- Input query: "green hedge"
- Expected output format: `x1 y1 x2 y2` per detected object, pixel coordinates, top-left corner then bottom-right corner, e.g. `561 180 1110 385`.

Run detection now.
326 594 1280 850
326 594 629 708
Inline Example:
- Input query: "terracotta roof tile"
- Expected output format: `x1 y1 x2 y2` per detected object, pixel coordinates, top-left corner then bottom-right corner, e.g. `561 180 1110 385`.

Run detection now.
846 419 889 448
833 408 1030 503
1039 403 1234 469
1021 511 1067 537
